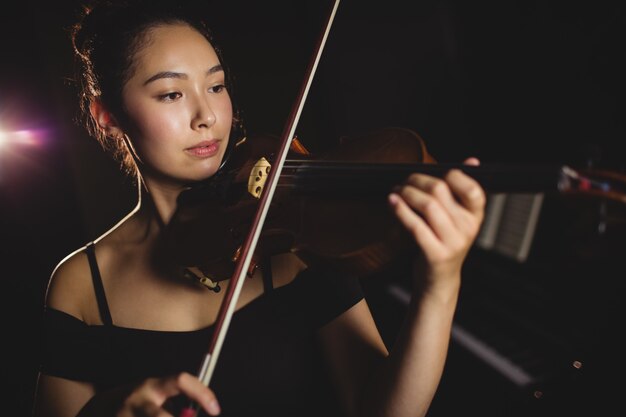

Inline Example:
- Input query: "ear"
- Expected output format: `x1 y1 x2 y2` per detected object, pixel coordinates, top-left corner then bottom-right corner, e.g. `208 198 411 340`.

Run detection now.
89 99 124 138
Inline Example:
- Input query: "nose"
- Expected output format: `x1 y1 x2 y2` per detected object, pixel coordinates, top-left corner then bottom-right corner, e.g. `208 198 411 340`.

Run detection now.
191 95 216 130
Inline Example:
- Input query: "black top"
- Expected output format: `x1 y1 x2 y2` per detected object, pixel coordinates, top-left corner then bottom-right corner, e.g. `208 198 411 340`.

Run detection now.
40 243 364 417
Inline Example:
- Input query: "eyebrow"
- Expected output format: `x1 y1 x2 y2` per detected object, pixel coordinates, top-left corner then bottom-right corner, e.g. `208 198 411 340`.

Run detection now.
143 64 224 86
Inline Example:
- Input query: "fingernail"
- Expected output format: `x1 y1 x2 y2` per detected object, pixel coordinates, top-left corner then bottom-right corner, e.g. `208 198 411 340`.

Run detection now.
208 400 221 415
388 193 400 206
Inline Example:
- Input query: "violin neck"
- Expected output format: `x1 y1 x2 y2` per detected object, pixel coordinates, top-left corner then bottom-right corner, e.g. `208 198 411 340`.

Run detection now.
280 160 570 195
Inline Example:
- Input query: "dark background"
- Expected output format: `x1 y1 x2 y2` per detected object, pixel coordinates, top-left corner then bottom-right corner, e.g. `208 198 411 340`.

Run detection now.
1 0 625 415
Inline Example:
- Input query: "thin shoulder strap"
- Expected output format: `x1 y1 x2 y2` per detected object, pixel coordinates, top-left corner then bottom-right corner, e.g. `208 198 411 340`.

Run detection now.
261 257 274 293
85 242 113 326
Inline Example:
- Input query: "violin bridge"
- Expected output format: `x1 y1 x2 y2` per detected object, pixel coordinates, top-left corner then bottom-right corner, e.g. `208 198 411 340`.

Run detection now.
248 157 271 198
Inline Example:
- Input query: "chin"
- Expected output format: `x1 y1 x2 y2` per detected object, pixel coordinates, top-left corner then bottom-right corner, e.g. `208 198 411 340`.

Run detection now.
193 168 220 182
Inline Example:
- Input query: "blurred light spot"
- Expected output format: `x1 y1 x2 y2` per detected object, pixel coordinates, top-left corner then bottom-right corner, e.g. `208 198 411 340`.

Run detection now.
0 128 47 150
0 125 53 184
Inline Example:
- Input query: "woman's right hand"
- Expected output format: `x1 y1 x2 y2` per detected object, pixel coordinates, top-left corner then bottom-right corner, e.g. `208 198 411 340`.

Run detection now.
123 373 221 416
77 372 221 417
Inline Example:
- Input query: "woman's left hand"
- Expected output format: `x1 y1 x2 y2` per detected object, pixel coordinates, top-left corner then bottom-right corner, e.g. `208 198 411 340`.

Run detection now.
388 157 486 292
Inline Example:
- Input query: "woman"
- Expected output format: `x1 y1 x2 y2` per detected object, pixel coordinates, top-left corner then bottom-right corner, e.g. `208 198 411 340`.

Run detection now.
33 1 486 416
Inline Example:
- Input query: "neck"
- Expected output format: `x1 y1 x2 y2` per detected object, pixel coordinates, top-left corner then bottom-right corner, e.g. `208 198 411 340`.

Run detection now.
138 177 187 227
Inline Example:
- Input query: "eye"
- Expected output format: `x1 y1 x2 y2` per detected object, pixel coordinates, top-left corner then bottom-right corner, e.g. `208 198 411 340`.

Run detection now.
158 92 182 102
209 84 226 94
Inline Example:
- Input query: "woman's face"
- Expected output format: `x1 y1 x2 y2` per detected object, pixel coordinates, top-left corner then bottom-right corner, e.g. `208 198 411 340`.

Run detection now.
121 23 233 187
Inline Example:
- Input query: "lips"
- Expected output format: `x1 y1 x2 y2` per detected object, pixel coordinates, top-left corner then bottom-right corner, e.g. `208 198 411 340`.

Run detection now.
185 140 220 158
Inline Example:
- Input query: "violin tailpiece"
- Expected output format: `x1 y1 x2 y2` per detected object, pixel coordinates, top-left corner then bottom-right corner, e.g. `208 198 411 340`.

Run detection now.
183 267 221 293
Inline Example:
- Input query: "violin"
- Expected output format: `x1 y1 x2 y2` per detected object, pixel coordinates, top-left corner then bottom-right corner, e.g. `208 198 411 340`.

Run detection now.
165 125 626 283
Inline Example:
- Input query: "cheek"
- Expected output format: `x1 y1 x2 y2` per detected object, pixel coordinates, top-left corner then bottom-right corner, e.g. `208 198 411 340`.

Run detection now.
131 106 186 149
220 102 234 144
147 112 185 139
218 94 233 125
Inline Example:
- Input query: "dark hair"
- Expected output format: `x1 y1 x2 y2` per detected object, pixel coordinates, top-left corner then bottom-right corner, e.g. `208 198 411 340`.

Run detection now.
71 0 242 178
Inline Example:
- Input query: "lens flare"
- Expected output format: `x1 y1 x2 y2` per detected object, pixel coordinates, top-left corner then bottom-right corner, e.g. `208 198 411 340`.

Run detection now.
0 124 54 184
0 128 47 149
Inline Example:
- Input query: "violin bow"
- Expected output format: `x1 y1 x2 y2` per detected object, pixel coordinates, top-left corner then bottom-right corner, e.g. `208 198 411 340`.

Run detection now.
178 1 342 416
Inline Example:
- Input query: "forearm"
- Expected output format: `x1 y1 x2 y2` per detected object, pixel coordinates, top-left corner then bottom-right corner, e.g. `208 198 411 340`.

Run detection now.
357 278 460 417
32 374 99 417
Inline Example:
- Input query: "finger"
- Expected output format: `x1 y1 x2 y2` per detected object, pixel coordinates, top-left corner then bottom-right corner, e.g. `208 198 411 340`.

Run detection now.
174 373 221 416
445 169 486 218
442 170 485 239
402 174 463 238
121 379 169 417
463 157 487 212
463 156 480 166
151 373 221 416
388 192 443 252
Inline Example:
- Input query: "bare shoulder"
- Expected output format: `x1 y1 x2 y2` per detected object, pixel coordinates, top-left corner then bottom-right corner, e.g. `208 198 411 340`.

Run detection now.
46 231 123 323
44 210 141 324
45 244 94 320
